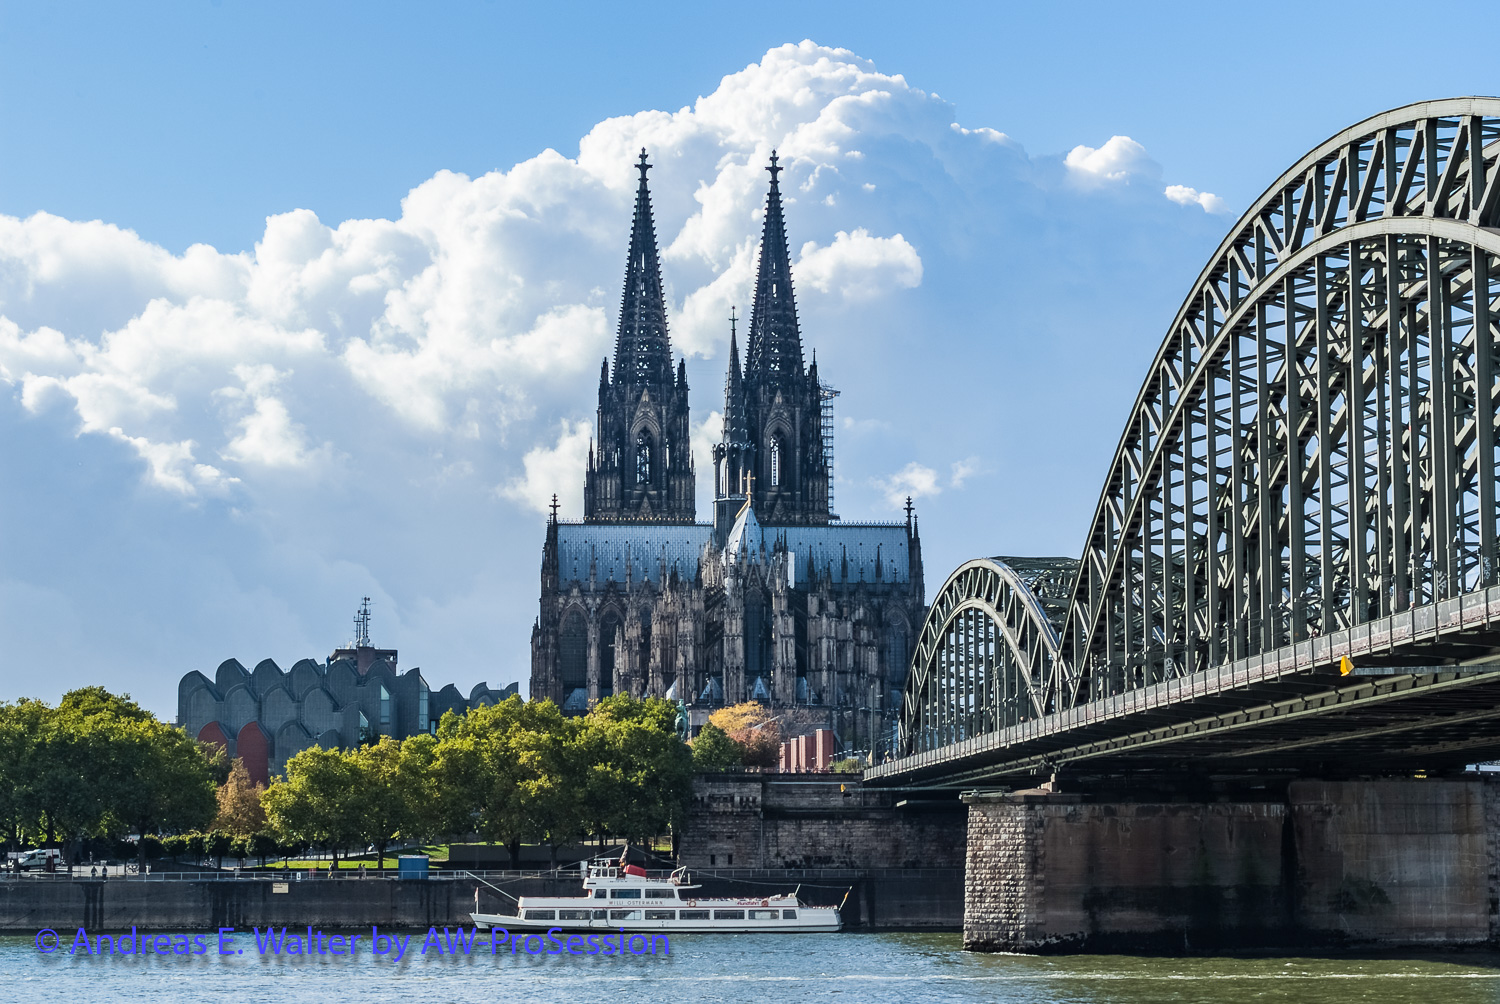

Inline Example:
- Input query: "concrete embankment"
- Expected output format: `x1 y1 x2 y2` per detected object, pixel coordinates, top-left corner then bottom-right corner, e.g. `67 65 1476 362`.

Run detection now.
0 868 961 933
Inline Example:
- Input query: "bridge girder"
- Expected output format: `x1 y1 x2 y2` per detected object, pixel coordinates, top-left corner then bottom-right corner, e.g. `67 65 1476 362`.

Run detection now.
893 98 1500 776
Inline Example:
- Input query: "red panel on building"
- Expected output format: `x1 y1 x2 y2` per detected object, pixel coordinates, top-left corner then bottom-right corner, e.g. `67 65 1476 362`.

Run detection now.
236 722 271 787
812 729 835 769
197 721 229 755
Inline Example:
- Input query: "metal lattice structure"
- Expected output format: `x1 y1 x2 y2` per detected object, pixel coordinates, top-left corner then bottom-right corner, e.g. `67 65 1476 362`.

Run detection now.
891 99 1500 776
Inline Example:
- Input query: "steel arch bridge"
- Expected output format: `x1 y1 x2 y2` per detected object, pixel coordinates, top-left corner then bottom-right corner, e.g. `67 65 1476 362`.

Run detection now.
877 98 1500 786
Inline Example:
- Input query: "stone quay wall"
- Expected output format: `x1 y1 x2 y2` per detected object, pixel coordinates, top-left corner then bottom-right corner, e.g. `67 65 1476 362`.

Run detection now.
680 772 967 871
963 777 1500 953
0 868 960 933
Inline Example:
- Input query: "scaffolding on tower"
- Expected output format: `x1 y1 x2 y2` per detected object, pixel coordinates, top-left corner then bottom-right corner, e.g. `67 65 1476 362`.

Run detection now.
819 381 839 520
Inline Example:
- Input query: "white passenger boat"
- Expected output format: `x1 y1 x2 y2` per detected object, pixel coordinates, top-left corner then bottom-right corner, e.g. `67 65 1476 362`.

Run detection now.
470 856 842 934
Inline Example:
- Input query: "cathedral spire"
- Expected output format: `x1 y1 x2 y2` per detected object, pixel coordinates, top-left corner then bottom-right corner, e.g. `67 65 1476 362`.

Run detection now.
584 150 695 525
613 149 673 389
746 151 803 385
723 307 747 441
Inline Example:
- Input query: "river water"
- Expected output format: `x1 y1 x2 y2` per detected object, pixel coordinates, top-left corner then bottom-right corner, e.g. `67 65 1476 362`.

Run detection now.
6 931 1500 1003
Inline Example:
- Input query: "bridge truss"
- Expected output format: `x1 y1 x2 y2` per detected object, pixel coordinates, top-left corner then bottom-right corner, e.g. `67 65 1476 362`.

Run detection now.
884 99 1500 784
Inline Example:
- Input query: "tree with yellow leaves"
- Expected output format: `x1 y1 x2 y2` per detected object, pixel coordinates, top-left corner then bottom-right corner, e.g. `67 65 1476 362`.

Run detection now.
213 758 267 836
706 701 780 768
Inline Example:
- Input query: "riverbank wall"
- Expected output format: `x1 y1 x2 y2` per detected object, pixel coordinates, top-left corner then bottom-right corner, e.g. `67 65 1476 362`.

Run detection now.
0 868 962 933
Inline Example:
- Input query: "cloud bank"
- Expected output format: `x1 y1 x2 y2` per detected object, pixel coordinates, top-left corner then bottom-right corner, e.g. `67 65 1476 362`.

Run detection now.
0 40 1231 712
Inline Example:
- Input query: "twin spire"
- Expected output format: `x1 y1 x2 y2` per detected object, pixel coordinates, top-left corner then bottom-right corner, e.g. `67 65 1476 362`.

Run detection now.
607 148 804 392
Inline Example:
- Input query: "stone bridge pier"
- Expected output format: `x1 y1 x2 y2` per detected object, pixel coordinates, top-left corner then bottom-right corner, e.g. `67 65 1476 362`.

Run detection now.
962 776 1500 953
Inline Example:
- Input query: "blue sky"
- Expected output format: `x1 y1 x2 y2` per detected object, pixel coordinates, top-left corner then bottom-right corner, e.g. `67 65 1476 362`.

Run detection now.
4 1 1500 718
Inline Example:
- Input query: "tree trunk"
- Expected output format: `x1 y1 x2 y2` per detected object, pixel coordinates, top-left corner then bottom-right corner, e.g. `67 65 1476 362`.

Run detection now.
376 842 386 873
507 838 520 870
549 843 559 870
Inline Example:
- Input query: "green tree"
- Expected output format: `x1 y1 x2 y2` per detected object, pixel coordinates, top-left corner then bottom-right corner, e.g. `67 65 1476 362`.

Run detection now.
185 832 206 861
582 696 693 844
690 723 741 771
249 831 279 868
107 715 219 867
431 697 536 868
262 746 363 869
512 708 583 868
205 830 232 870
348 736 430 872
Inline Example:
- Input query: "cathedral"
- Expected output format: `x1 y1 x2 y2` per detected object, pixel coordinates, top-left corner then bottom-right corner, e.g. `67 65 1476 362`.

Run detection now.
530 151 926 757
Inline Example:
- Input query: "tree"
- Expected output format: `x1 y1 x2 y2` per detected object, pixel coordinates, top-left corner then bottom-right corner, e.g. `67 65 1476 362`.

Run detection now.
431 697 536 868
249 831 279 868
707 701 769 737
348 736 430 872
107 716 218 867
581 696 693 844
213 759 268 836
512 710 584 868
690 723 741 771
185 832 206 862
205 830 232 870
262 746 363 869
706 700 780 768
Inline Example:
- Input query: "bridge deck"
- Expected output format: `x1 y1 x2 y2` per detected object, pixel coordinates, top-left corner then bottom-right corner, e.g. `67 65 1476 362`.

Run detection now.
870 585 1500 787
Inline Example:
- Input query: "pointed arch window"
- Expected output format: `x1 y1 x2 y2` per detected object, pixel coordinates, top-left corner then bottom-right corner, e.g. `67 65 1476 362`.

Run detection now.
635 432 652 484
770 436 784 487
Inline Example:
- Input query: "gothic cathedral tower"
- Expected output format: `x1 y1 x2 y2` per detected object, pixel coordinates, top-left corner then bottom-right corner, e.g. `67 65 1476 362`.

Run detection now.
713 152 831 530
584 150 696 525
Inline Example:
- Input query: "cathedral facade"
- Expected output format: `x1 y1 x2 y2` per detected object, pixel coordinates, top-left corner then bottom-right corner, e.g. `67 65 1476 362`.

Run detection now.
530 151 925 758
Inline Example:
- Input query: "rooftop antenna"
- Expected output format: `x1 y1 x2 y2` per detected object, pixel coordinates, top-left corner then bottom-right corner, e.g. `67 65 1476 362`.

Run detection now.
354 596 372 648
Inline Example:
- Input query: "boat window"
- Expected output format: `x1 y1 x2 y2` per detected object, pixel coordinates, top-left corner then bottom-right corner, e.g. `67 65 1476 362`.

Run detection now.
611 889 641 899
592 910 607 920
558 910 590 921
645 889 676 899
594 890 607 899
782 909 797 919
524 910 556 921
713 910 745 920
678 910 709 920
644 910 675 921
608 910 642 921
747 909 778 920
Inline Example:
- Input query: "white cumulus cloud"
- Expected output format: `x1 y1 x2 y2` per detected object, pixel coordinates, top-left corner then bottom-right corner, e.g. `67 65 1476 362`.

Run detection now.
1064 136 1158 184
795 229 922 300
498 420 593 516
1164 184 1228 214
877 461 942 509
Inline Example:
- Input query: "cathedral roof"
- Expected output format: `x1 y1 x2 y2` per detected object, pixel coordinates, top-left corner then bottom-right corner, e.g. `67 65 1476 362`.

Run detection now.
557 523 712 584
777 524 911 585
553 521 912 586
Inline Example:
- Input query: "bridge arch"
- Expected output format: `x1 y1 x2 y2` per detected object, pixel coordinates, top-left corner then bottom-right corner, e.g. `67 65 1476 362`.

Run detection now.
902 557 1076 753
899 98 1500 761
